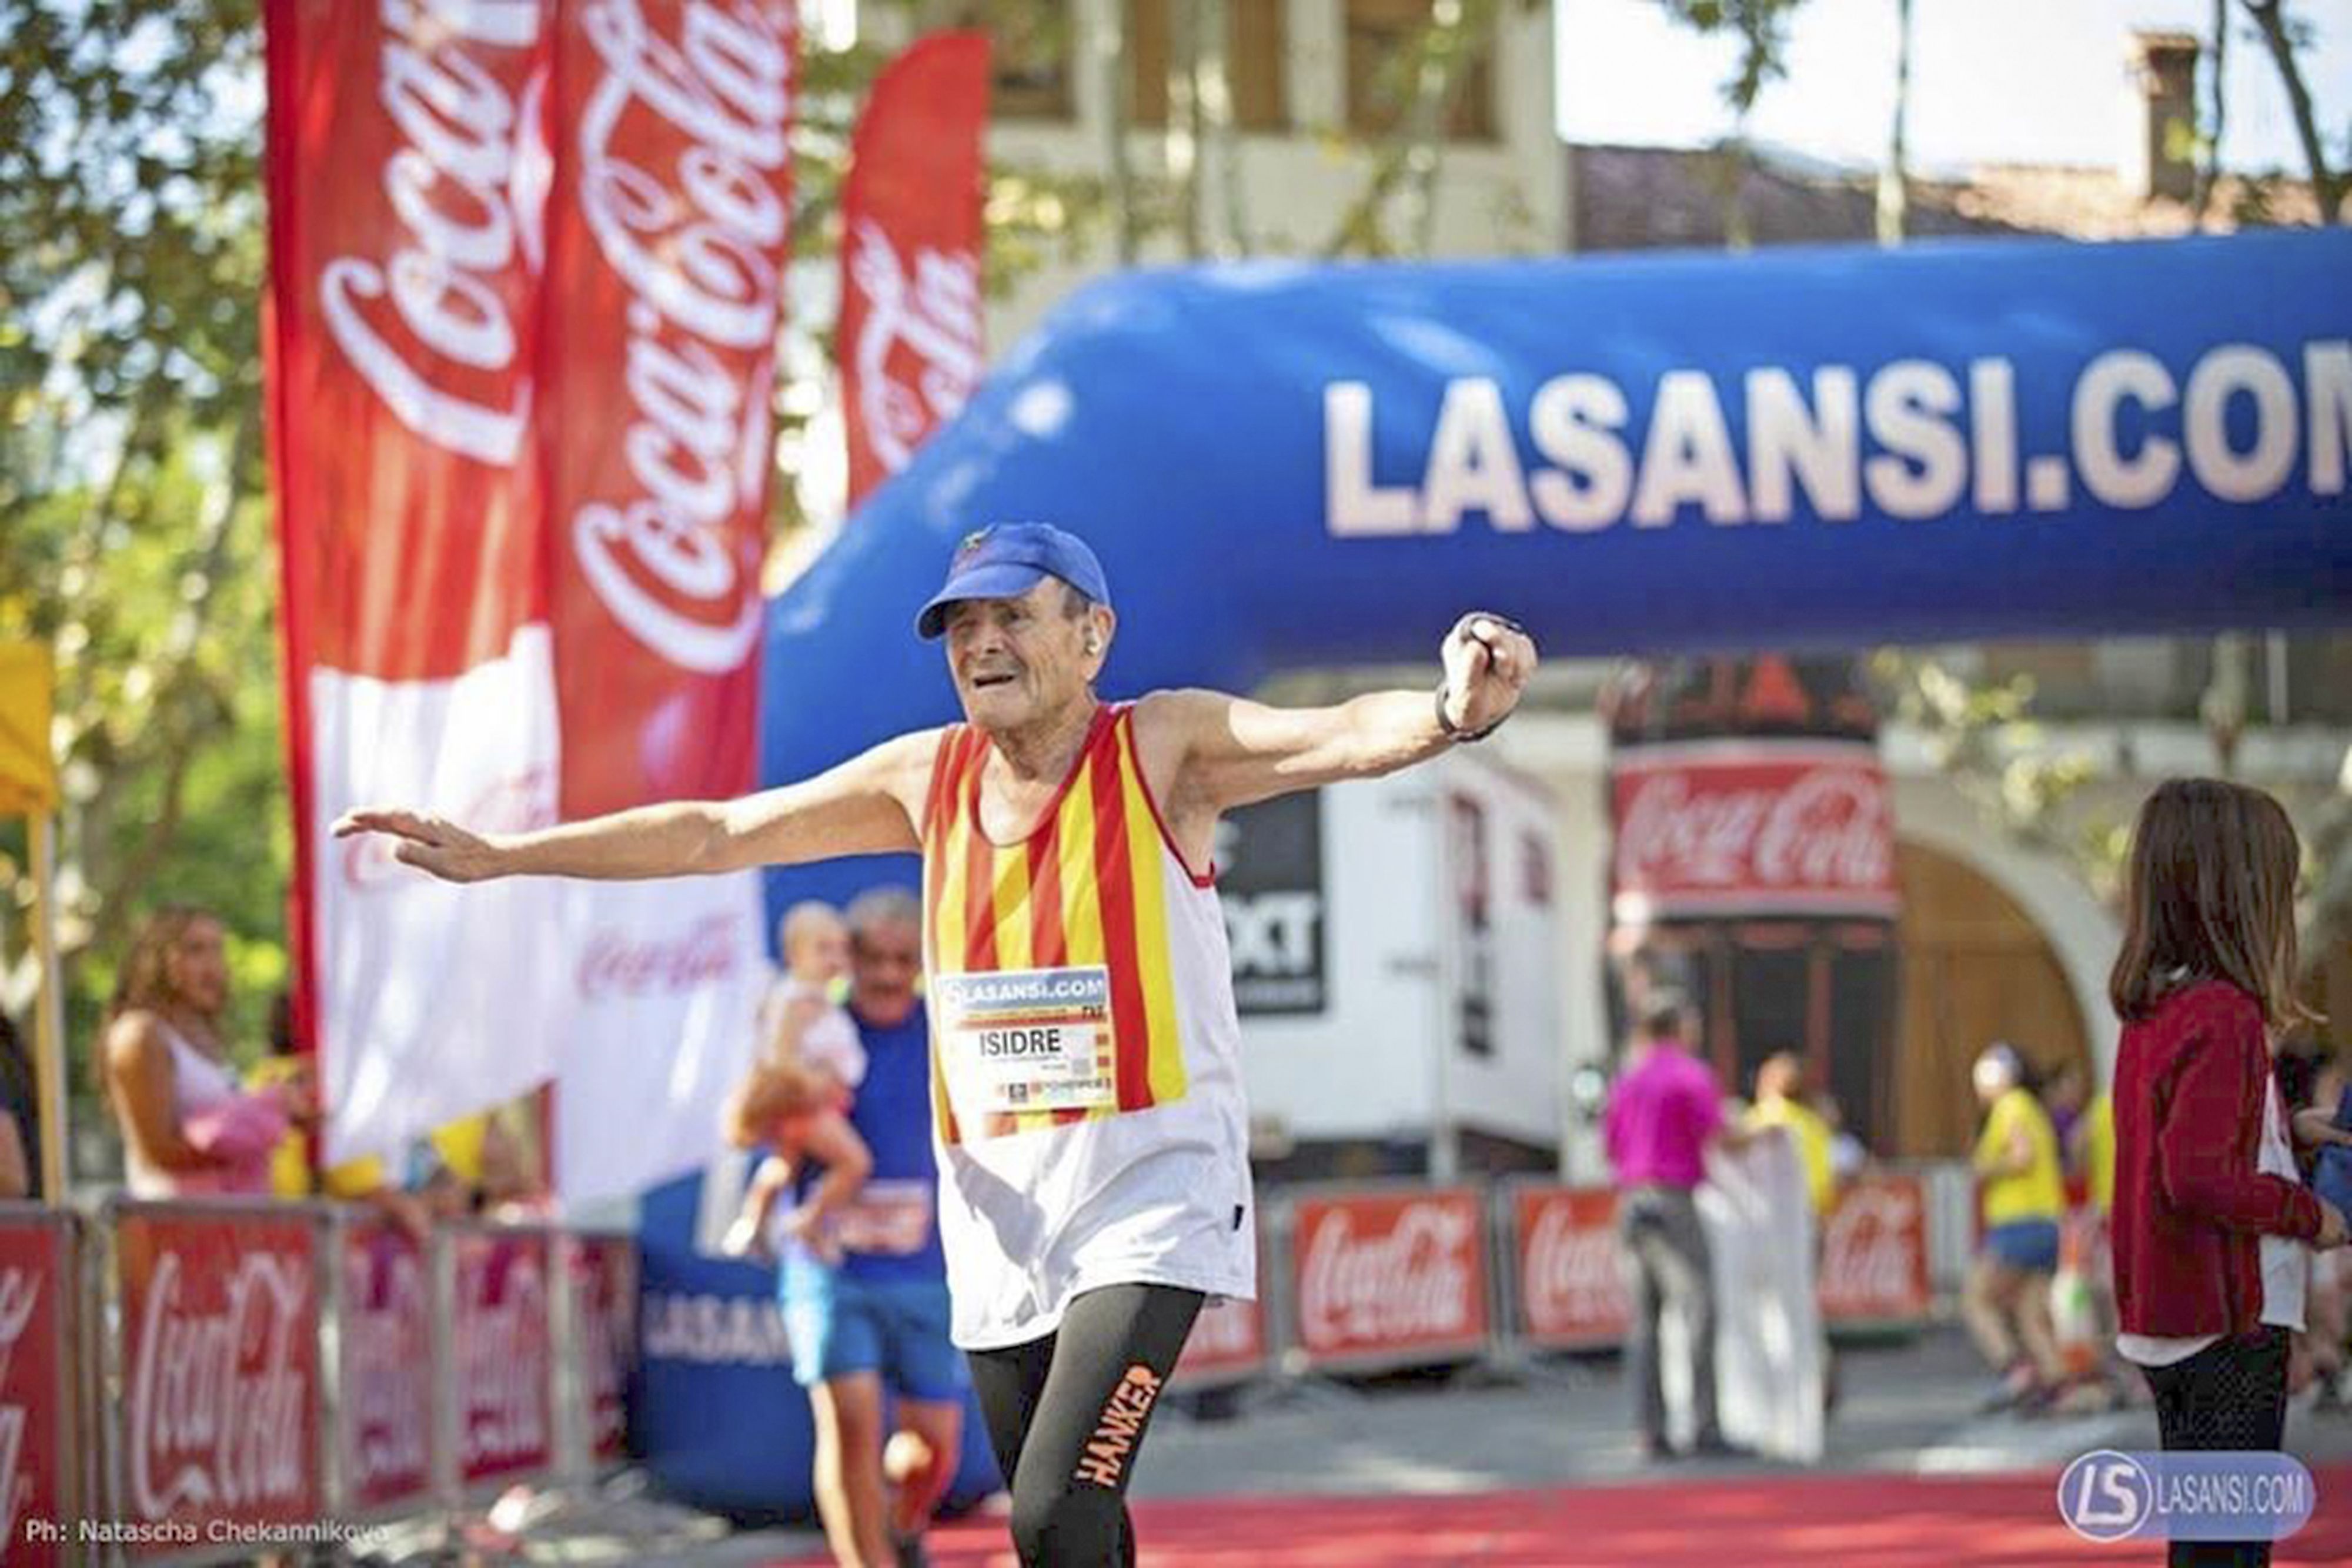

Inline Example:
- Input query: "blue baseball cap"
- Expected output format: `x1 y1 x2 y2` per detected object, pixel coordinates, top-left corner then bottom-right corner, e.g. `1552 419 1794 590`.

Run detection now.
916 523 1113 639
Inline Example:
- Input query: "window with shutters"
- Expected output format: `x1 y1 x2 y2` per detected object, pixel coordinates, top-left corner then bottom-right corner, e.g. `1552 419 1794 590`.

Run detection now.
1128 1 1289 131
1344 0 1498 141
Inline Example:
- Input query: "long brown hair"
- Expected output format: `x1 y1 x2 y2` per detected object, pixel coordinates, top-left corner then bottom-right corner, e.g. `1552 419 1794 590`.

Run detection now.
2109 778 2310 1029
107 905 224 1026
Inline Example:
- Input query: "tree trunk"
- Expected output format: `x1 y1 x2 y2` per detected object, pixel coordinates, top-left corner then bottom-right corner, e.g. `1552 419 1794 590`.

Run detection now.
2194 0 2227 220
1165 0 1202 258
1195 0 1248 256
2241 0 2346 222
1097 0 1139 262
1876 0 1912 245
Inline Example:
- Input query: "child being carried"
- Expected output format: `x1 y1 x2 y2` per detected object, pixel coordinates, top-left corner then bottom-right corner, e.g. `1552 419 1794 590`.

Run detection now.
721 901 873 1264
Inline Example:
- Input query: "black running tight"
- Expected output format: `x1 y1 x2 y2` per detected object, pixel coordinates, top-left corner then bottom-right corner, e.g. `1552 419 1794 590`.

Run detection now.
966 1283 1204 1568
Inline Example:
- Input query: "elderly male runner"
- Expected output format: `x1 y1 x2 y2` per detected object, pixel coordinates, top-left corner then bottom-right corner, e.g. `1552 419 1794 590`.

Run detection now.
339 523 1536 1567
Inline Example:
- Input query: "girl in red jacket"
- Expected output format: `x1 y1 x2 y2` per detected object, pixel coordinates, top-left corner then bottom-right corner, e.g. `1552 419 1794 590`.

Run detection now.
2109 778 2348 1568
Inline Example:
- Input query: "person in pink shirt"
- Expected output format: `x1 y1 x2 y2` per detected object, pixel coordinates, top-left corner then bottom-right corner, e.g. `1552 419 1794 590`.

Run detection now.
101 907 313 1197
1603 991 1752 1460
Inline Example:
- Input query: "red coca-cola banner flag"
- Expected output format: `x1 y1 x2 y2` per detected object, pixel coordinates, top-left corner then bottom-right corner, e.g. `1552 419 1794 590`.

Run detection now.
839 31 988 508
1509 1186 1631 1349
0 1217 73 1567
536 0 799 1200
1288 1188 1490 1370
1171 1293 1266 1388
1819 1171 1934 1325
1611 741 1899 923
340 1220 435 1513
114 1208 323 1551
452 1229 554 1486
568 1234 639 1463
264 0 576 1171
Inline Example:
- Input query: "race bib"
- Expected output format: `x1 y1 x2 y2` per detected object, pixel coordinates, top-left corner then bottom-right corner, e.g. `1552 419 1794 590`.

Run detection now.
934 966 1118 1118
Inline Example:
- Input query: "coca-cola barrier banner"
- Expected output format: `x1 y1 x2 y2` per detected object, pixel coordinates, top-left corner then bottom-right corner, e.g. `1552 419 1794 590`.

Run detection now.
452 1229 554 1487
339 1219 435 1513
1504 1173 1933 1348
839 30 988 509
1172 1293 1268 1389
1609 741 1899 924
1287 1187 1490 1370
266 0 799 1200
1509 1186 1629 1349
568 1233 639 1463
1171 1222 1269 1389
1817 1171 1934 1324
113 1207 323 1551
0 1213 74 1567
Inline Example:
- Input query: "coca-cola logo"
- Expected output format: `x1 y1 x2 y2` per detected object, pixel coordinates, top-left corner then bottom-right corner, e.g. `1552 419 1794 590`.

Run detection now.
1521 1198 1629 1337
320 0 544 465
848 219 981 474
339 766 558 890
1297 1202 1481 1352
0 1266 42 1547
1614 762 1893 898
129 1250 311 1521
458 1248 550 1470
576 912 740 999
1821 1181 1926 1317
567 0 792 674
343 1243 432 1496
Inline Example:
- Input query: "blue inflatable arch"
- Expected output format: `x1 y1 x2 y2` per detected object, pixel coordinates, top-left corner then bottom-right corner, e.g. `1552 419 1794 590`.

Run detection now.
640 228 2351 1514
761 228 2352 905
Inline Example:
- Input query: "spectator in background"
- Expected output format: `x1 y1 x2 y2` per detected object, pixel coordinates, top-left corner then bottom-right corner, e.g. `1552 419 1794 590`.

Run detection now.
1605 992 1752 1461
2043 1061 2090 1176
727 888 963 1568
2063 1079 2135 1410
1748 1050 1838 1417
2110 778 2347 1568
1819 1093 1867 1184
475 1103 553 1221
101 907 315 1196
0 1012 38 1199
1962 1042 2067 1413
1747 1052 1835 1219
2277 1042 2350 1406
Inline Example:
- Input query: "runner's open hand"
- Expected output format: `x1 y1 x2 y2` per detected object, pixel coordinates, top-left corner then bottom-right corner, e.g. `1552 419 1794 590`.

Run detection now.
332 809 506 884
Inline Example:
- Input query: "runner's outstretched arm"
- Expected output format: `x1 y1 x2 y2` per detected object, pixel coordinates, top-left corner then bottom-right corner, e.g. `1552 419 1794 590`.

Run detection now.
332 728 941 883
1151 612 1538 814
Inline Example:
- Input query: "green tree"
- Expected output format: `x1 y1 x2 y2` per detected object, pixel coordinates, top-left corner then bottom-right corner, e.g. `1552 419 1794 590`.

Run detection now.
1 0 279 1086
1650 0 1812 248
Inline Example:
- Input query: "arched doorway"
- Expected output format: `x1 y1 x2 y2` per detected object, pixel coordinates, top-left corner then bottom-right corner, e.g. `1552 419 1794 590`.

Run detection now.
1893 840 2092 1158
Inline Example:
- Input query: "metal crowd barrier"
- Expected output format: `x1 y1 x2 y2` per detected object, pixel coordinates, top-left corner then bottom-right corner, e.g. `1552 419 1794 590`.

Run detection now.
5 1164 1962 1561
0 1197 636 1567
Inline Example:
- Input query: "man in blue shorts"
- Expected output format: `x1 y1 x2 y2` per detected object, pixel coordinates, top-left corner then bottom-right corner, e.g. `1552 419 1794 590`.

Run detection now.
733 887 961 1568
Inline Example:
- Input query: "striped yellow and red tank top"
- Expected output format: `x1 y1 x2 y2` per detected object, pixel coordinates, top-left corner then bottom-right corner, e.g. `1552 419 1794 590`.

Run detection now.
920 703 1205 1144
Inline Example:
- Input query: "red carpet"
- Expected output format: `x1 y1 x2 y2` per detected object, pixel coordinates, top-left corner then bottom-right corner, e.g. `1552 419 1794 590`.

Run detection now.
769 1466 2352 1566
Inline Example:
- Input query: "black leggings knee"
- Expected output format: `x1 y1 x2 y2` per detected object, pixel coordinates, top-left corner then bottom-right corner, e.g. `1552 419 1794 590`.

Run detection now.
967 1283 1204 1568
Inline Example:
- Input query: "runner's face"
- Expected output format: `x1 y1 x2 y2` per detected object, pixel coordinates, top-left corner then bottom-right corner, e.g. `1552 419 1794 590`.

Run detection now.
850 920 923 1025
943 580 1092 731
